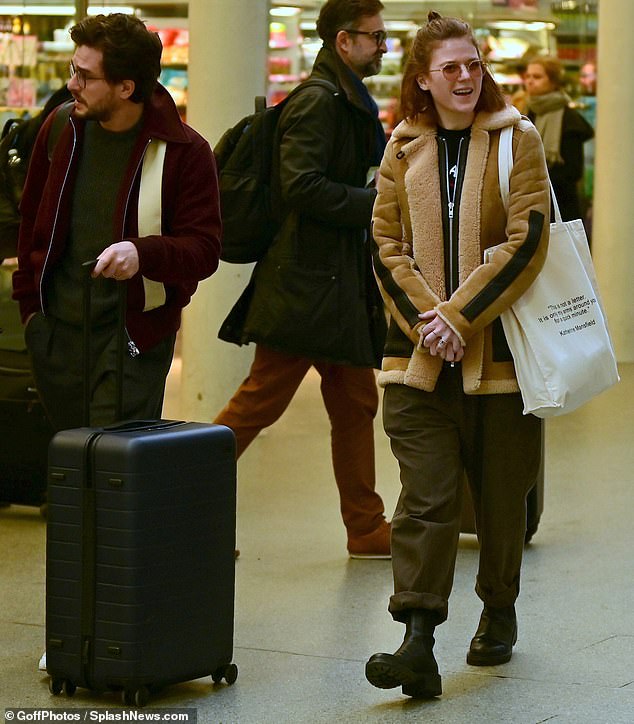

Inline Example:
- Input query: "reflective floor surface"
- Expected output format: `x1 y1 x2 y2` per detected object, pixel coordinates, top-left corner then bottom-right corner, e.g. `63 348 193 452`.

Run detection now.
2 360 633 723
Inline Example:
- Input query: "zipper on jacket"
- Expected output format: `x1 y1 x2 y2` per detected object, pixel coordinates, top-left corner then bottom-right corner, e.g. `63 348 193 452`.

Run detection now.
127 334 140 358
37 119 149 357
440 134 470 298
39 116 78 314
440 136 464 298
119 138 152 357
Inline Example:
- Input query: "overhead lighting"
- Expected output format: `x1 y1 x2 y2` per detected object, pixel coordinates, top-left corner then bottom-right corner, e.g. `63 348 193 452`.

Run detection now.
0 5 133 16
87 6 134 14
385 20 418 32
489 21 556 31
270 6 301 18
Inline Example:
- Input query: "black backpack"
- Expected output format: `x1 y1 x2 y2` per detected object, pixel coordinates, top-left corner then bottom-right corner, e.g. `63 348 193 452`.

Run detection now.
214 78 337 264
0 86 73 260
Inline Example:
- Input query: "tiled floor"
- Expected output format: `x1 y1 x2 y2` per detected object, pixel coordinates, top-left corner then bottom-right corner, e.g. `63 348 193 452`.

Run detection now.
2 361 633 723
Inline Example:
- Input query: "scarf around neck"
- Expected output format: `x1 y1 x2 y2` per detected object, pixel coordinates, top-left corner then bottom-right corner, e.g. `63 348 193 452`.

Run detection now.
527 90 569 166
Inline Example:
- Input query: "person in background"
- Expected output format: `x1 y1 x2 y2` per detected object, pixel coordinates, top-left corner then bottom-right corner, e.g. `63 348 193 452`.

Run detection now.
579 61 597 96
364 11 550 699
509 62 528 114
214 0 390 559
13 13 221 432
577 61 597 242
523 55 594 222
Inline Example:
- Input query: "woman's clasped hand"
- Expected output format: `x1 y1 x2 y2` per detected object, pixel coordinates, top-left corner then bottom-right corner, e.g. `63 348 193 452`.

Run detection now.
419 310 465 363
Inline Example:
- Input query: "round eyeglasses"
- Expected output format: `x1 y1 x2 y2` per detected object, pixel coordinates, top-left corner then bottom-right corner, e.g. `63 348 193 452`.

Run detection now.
428 60 486 82
69 61 106 89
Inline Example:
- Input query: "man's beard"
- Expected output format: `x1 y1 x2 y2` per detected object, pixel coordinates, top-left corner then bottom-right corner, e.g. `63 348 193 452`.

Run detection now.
360 54 383 79
72 95 115 123
75 106 114 123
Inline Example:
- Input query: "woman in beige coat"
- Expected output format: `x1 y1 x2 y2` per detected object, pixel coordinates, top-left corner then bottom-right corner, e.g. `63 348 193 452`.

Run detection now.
365 12 550 700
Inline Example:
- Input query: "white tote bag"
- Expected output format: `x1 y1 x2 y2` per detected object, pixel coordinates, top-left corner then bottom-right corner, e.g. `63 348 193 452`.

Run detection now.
489 124 619 418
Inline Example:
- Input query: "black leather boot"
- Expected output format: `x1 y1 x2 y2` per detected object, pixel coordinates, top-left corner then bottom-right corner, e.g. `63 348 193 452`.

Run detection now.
365 609 442 699
467 604 517 666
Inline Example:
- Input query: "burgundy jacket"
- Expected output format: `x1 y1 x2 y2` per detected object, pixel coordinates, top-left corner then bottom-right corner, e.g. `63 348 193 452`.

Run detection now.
13 84 221 352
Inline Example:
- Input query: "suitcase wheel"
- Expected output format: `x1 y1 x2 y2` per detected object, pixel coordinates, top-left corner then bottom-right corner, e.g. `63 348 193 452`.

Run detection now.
212 663 238 686
122 686 150 707
49 678 76 697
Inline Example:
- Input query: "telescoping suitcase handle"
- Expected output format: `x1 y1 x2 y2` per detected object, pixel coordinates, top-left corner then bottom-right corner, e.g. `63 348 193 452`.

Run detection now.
102 419 183 433
81 259 127 427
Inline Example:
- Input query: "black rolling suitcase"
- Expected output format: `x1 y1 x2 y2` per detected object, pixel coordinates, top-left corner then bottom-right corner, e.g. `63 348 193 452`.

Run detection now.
0 260 53 509
45 266 238 706
46 420 238 705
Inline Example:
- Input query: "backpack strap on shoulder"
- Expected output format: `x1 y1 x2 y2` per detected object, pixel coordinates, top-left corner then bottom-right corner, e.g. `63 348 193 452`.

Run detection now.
47 101 73 162
289 77 339 102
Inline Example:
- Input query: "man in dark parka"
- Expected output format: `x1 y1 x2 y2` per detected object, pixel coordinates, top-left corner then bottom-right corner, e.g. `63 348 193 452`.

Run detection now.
215 0 390 558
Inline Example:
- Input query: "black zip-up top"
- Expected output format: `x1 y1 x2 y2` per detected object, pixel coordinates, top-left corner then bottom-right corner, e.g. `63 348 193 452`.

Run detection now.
437 127 470 300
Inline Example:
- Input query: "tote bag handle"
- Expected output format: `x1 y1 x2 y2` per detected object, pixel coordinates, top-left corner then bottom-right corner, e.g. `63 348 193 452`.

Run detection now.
498 123 563 223
496 123 619 417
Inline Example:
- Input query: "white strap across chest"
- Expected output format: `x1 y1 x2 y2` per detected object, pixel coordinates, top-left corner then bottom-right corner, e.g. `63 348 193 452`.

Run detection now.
138 139 167 312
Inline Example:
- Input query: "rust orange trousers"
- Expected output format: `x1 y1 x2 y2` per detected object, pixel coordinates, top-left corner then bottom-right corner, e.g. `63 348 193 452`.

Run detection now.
214 344 386 537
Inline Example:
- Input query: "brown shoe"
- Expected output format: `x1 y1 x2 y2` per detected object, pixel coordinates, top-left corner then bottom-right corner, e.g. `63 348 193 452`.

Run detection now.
348 520 391 559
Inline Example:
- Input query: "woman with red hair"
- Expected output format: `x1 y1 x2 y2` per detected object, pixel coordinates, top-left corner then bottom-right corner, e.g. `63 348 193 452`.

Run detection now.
365 11 550 699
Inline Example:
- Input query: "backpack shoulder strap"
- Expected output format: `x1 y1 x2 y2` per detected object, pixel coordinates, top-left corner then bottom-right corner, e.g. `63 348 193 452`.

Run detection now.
0 120 24 209
47 101 73 162
297 77 338 94
1 117 20 141
286 77 339 104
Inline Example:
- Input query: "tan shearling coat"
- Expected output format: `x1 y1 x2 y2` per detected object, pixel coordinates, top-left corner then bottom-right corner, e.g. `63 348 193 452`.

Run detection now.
372 106 550 394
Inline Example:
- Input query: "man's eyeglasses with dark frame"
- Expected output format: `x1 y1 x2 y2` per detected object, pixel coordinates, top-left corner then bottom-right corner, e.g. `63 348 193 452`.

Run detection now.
344 29 388 47
69 61 106 90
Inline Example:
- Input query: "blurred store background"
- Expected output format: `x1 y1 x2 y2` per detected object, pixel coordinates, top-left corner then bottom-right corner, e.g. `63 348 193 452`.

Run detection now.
3 2 633 505
0 1 598 118
0 0 599 208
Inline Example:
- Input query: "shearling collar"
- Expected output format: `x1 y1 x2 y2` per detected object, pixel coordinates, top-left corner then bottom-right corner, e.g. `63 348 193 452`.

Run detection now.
392 105 520 152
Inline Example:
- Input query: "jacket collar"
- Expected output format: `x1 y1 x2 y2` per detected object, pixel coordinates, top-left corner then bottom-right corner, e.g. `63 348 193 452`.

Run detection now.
392 105 521 154
141 83 190 143
71 83 190 145
311 44 376 117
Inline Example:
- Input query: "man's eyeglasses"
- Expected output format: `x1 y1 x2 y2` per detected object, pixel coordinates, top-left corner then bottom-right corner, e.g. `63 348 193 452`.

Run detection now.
344 29 388 46
69 61 105 89
428 60 486 81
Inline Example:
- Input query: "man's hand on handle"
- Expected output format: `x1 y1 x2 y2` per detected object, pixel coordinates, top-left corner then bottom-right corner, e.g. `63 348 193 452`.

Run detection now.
92 241 139 280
